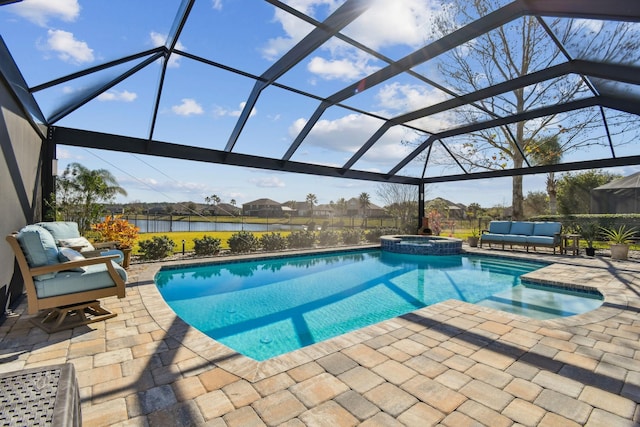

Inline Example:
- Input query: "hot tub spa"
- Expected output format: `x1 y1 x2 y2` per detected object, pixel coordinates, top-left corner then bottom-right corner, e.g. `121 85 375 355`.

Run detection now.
380 235 463 255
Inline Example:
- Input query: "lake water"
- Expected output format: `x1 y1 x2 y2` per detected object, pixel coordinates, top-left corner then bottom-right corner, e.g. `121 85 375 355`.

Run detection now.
127 218 306 233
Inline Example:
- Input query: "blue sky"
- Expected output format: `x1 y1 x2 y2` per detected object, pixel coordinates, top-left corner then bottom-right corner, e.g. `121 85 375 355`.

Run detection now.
2 0 637 208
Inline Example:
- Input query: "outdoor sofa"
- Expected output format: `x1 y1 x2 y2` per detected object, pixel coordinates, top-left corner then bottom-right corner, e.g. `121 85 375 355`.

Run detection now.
479 220 563 253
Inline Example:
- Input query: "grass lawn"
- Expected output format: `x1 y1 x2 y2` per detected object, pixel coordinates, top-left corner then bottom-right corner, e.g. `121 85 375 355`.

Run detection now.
134 230 292 253
132 228 628 255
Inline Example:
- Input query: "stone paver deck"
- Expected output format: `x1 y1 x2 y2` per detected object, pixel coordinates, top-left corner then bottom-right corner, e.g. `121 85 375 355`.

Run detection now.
1 247 639 426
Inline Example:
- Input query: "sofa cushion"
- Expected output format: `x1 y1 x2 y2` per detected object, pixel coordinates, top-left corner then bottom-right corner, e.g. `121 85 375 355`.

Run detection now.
34 262 128 297
480 233 505 242
509 221 535 235
57 236 96 252
37 221 81 241
503 234 528 244
532 222 562 237
526 235 557 246
488 221 511 234
16 225 60 280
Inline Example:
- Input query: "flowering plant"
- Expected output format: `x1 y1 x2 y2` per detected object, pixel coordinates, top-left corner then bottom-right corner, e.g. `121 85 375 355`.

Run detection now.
427 210 442 236
91 215 140 249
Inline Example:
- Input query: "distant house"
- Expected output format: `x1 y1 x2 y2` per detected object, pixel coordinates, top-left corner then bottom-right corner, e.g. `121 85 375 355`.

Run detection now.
314 203 336 217
425 198 467 219
290 201 311 217
242 198 285 217
346 197 385 218
591 172 640 214
214 203 241 216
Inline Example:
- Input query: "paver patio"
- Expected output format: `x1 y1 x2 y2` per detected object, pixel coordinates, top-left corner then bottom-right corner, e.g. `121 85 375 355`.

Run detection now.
0 247 639 426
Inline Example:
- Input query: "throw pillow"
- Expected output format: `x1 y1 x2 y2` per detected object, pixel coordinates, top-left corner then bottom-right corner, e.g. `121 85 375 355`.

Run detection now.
58 247 87 272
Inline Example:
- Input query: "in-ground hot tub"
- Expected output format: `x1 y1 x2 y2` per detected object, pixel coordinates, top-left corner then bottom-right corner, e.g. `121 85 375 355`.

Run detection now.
381 235 463 255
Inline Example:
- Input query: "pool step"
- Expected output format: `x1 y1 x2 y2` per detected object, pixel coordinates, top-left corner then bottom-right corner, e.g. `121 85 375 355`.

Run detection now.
476 285 602 320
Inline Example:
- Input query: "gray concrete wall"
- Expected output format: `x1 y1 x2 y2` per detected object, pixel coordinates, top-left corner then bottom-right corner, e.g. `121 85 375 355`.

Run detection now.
0 76 46 315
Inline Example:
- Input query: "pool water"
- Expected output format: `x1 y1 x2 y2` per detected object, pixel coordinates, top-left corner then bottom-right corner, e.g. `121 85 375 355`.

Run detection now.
155 250 602 361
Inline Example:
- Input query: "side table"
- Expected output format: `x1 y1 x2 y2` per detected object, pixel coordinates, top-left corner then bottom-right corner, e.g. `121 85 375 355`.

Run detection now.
562 233 580 255
0 363 81 426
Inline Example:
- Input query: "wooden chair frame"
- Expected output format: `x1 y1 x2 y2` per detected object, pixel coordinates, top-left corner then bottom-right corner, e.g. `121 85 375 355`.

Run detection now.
6 233 126 330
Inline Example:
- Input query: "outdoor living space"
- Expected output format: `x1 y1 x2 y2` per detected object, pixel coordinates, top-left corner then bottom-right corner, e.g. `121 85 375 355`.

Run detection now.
0 248 638 426
3 2 640 426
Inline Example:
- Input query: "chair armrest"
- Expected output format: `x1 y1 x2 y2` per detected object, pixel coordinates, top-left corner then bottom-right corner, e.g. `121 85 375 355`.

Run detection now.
92 241 119 249
29 254 120 275
481 229 489 234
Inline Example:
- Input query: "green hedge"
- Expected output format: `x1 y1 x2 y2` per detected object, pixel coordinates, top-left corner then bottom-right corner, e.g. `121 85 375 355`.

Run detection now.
529 214 640 234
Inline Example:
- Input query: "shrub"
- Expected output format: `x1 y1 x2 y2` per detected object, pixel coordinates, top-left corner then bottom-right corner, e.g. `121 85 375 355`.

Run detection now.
364 228 401 243
341 229 363 245
193 235 222 256
228 231 260 253
259 232 288 251
287 230 317 248
91 215 140 249
138 235 175 260
318 230 340 246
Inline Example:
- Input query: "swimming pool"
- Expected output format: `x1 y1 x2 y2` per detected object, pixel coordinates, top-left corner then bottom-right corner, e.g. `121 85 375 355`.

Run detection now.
155 249 602 361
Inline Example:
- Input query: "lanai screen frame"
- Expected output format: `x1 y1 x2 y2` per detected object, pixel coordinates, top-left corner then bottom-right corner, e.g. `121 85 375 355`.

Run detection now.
2 0 640 223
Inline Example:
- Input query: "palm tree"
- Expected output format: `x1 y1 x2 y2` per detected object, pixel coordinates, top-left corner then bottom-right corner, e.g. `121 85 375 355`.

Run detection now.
359 192 371 228
56 162 127 233
306 193 317 218
205 194 221 215
336 197 348 218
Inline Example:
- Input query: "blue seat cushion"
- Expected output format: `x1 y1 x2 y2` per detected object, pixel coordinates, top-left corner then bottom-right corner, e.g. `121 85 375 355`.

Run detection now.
509 221 534 235
16 225 60 280
37 221 81 241
503 234 528 244
34 262 127 298
488 221 511 234
480 233 505 242
526 235 557 246
533 222 561 237
100 249 124 264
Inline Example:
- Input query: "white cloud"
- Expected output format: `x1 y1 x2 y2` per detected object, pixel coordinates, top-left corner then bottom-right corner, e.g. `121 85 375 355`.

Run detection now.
211 0 223 11
376 82 447 113
213 101 257 118
120 176 209 195
342 0 438 50
250 176 286 188
98 90 137 102
376 82 452 131
573 19 604 34
6 0 80 26
55 147 75 160
150 32 166 47
263 0 439 76
307 56 371 81
261 1 321 60
150 31 186 67
288 112 423 166
45 29 94 64
172 98 204 116
289 113 380 154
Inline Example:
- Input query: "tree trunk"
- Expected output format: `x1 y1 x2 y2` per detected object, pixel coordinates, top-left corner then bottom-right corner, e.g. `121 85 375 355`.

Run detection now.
512 175 523 220
547 172 557 214
512 154 525 220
